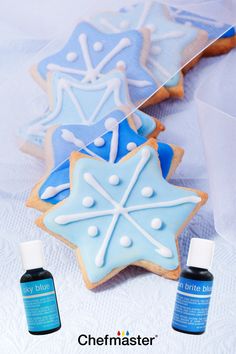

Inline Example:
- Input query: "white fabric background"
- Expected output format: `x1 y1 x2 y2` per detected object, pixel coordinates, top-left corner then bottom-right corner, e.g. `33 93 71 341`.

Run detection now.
0 1 236 353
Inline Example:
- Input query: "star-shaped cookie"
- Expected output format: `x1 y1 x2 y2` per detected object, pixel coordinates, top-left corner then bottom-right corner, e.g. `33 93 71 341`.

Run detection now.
37 142 207 289
169 7 236 56
31 21 158 104
20 71 163 159
92 1 208 98
27 110 183 211
170 7 235 41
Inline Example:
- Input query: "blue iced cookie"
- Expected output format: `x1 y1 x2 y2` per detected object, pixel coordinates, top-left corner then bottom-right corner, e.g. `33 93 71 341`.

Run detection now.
92 1 207 96
170 7 236 56
20 71 163 159
36 144 207 289
31 21 157 104
27 110 183 211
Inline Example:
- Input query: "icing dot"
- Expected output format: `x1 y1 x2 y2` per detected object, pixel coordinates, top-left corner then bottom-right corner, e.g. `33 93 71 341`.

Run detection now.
141 187 154 198
120 236 132 248
121 37 131 46
119 20 130 29
104 117 117 131
94 137 105 147
88 226 99 237
82 196 94 208
146 24 156 32
66 52 78 62
109 175 120 186
116 60 126 70
127 142 137 151
151 218 162 230
93 41 103 52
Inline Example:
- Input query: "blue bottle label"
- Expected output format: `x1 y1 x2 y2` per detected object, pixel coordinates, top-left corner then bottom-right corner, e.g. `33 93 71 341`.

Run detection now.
172 277 213 333
21 278 60 332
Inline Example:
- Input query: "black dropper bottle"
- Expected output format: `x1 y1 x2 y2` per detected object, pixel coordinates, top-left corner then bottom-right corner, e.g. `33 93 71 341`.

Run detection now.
20 240 61 335
172 238 215 335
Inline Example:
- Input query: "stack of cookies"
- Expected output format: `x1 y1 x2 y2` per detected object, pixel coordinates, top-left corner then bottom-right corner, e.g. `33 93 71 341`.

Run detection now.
19 2 236 289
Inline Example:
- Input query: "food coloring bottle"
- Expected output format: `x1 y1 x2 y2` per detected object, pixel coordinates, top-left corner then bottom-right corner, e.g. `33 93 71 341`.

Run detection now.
20 240 61 335
172 238 215 335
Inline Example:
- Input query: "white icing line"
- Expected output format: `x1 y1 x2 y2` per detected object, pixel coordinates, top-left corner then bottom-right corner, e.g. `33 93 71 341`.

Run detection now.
152 31 184 41
95 213 119 267
89 81 116 123
148 56 172 79
79 33 96 82
91 37 131 79
136 1 153 28
108 121 119 163
126 196 201 213
120 148 150 205
35 80 65 128
41 183 70 199
112 78 122 106
61 129 102 159
55 208 115 224
127 78 153 88
83 172 119 207
132 113 142 130
63 82 87 123
47 63 86 76
124 213 171 258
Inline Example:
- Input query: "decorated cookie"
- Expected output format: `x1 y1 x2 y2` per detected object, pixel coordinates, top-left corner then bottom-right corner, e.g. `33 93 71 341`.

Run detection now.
36 142 207 289
31 21 160 104
170 7 236 56
27 110 183 211
92 1 208 100
19 71 164 159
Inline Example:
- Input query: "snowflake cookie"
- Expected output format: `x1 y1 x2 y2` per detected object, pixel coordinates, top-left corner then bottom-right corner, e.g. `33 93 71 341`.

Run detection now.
20 71 163 159
92 1 208 99
169 7 236 56
31 21 158 104
36 142 207 289
27 111 183 211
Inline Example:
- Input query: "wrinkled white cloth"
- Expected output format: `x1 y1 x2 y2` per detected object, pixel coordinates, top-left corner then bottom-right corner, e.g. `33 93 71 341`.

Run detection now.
0 2 236 353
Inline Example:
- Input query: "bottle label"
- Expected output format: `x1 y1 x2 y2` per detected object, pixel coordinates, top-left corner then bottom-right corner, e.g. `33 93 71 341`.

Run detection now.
172 277 213 333
21 278 60 332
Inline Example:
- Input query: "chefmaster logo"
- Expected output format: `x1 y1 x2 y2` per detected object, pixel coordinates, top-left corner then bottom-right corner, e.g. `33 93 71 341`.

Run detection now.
78 330 158 346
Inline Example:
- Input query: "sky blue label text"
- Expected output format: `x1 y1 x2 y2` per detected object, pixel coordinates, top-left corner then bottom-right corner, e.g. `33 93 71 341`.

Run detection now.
21 278 60 332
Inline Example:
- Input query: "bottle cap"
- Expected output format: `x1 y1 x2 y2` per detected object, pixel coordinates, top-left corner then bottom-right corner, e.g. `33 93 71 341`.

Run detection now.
187 238 215 270
20 240 45 270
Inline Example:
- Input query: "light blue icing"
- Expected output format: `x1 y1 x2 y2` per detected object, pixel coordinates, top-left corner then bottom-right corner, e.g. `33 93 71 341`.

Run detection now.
19 71 156 149
170 7 235 40
39 110 173 205
135 109 156 138
92 2 199 88
43 146 200 284
37 21 157 103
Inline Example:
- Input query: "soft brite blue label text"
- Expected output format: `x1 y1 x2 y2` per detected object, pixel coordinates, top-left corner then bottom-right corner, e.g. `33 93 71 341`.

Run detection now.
172 277 213 333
